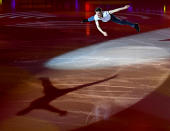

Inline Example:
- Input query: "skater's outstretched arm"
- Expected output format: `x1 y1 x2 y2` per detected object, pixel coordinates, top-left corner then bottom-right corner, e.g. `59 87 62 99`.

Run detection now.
95 20 108 36
109 5 130 14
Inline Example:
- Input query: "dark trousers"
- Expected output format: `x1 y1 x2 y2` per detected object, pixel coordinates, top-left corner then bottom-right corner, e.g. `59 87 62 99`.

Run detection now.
88 14 135 28
110 14 135 28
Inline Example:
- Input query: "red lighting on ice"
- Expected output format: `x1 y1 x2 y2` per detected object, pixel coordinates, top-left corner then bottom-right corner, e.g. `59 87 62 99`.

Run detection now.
85 2 90 11
85 2 91 36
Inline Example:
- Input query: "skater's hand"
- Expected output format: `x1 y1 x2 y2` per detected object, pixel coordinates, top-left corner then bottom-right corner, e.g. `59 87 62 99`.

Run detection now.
124 5 130 9
103 32 108 36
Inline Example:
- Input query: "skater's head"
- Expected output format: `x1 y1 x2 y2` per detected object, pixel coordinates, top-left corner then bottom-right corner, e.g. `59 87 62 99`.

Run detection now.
95 7 103 18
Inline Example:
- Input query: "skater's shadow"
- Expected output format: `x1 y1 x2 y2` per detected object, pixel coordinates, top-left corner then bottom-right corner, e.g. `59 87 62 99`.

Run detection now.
17 74 118 116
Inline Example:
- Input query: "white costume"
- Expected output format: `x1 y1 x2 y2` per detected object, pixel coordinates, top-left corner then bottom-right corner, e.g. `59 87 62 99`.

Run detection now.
94 11 111 22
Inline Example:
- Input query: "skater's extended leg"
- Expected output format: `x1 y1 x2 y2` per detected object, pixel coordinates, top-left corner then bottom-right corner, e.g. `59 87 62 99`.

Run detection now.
111 14 140 32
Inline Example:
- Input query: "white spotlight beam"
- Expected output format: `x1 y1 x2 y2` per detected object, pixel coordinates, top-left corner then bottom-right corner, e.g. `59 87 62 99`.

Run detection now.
45 28 170 70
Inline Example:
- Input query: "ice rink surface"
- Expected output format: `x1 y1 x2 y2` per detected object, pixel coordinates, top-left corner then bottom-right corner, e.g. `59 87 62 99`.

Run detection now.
0 1 170 131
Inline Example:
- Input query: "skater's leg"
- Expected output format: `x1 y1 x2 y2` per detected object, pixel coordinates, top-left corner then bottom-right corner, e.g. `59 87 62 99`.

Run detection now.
110 14 140 32
110 14 135 28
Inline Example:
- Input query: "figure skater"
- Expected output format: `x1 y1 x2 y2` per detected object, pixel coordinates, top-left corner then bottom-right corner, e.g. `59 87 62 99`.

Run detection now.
81 5 140 36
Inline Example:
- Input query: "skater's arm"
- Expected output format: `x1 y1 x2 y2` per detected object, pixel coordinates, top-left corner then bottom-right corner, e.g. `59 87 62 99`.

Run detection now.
109 5 130 14
95 20 108 36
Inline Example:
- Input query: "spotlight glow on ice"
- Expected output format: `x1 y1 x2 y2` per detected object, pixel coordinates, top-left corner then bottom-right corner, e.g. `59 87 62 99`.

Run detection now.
45 28 170 70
